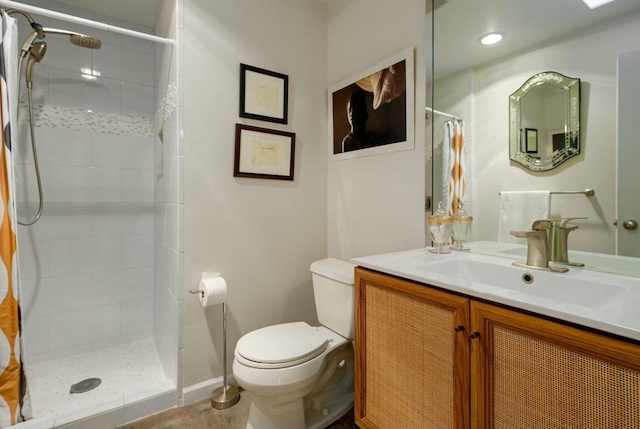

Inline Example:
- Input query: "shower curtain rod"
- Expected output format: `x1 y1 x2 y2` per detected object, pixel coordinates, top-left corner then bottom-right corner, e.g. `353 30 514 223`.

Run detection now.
425 107 462 121
0 0 175 45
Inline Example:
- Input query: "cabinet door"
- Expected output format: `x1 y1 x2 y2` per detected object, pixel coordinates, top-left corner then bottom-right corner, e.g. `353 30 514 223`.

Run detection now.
355 268 470 429
471 301 640 429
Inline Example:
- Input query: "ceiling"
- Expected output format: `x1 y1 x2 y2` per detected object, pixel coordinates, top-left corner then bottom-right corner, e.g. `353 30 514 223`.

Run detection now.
55 0 160 28
433 0 640 78
42 0 640 76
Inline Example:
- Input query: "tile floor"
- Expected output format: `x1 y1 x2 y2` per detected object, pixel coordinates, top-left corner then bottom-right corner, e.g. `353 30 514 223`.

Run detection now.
119 389 355 429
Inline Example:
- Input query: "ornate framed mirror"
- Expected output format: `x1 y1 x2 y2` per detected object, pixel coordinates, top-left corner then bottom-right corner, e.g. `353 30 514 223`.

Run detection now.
509 71 581 171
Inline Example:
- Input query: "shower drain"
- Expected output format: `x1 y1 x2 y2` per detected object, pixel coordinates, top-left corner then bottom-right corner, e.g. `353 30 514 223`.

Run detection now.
70 377 102 394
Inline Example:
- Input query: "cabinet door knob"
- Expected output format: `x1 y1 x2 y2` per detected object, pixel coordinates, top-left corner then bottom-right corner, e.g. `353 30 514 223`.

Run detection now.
454 325 465 332
470 332 480 339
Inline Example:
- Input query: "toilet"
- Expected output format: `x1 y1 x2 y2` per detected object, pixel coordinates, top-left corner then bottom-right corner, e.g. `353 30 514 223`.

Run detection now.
232 258 356 429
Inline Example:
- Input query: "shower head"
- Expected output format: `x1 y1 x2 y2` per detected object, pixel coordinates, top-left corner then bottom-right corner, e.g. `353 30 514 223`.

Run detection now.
70 34 102 50
42 27 102 49
20 27 102 57
26 42 46 85
29 42 47 62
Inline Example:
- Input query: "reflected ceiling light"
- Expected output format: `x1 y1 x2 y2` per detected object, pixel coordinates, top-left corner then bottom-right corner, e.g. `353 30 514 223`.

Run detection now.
582 0 616 9
479 32 504 45
80 67 100 80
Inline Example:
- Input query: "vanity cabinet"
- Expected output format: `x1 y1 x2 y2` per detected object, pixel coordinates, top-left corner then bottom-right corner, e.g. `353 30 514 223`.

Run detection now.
355 267 640 429
354 268 470 429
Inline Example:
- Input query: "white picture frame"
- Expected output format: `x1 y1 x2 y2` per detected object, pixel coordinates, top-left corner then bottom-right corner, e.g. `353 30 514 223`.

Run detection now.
328 47 415 161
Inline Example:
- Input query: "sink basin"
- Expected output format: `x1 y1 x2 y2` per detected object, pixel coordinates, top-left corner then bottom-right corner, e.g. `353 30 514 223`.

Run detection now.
498 247 527 257
420 258 627 308
353 247 640 342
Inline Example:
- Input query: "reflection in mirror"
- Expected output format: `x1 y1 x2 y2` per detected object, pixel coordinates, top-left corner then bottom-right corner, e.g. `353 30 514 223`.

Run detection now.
509 72 581 171
429 0 640 276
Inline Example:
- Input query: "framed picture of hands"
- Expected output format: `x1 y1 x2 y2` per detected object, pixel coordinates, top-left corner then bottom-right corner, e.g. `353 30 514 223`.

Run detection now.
328 47 415 161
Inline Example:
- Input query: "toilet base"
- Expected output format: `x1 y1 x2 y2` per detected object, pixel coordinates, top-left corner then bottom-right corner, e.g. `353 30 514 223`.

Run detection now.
244 343 354 429
245 389 354 429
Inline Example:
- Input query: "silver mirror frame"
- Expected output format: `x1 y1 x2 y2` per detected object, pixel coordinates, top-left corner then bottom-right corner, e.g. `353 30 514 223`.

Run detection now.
509 71 581 171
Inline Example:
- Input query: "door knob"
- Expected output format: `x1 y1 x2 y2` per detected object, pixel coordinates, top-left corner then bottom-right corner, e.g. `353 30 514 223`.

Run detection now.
623 219 638 231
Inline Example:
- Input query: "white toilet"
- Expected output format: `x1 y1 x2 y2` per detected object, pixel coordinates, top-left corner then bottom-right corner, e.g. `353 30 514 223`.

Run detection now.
232 258 356 429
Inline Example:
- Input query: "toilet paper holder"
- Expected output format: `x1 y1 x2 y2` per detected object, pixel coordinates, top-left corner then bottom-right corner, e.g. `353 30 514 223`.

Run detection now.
189 272 221 295
189 272 240 410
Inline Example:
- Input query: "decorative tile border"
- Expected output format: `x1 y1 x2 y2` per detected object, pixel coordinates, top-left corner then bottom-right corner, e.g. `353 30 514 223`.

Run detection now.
19 104 155 138
154 81 177 136
18 80 178 139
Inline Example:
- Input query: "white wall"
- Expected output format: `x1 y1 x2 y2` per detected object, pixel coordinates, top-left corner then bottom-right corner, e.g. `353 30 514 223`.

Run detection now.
434 12 640 255
182 0 328 388
15 1 156 364
327 0 428 261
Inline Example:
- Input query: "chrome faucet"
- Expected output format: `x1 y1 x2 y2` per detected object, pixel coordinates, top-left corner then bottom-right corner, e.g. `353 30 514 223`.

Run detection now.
511 220 568 273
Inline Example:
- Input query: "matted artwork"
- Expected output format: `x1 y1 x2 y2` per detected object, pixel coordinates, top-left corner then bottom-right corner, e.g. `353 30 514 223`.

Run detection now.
234 124 295 181
239 64 289 124
328 47 415 161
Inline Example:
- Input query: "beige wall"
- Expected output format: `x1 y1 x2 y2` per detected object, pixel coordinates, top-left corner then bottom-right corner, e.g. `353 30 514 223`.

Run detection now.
327 0 429 261
182 0 328 388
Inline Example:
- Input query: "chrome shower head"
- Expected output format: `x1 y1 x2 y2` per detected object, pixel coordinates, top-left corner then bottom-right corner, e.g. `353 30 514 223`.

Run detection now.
70 34 102 50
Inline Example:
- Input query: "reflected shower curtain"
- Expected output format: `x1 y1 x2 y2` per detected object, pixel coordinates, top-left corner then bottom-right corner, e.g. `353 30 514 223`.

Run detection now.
444 119 466 216
0 11 31 426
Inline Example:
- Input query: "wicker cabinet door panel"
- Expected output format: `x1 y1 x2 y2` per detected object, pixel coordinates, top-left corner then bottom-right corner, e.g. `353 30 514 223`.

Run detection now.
355 269 470 429
472 301 640 429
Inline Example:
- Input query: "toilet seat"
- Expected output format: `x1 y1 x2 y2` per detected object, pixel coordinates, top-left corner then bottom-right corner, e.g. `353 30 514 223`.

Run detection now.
235 322 328 369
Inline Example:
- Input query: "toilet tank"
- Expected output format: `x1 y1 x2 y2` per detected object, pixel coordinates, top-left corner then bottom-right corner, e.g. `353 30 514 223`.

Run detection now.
310 258 356 340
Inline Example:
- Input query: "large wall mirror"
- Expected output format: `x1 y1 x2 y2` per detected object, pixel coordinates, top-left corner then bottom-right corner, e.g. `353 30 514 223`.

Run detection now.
509 71 581 171
428 0 640 275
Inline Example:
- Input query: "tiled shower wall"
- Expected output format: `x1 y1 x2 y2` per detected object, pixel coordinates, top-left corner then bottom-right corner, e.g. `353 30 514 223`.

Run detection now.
15 2 157 365
153 0 182 388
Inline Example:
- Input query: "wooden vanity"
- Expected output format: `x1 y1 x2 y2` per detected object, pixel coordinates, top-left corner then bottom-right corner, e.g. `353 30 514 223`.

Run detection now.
354 267 640 429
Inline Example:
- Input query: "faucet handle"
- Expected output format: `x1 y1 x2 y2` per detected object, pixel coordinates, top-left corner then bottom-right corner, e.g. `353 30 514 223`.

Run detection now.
531 219 553 231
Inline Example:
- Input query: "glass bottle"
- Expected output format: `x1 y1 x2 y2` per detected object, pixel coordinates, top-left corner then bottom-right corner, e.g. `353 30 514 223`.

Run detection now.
427 201 452 254
452 201 473 251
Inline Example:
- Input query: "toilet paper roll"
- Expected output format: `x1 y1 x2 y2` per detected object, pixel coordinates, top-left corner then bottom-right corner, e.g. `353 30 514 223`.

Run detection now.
199 275 227 307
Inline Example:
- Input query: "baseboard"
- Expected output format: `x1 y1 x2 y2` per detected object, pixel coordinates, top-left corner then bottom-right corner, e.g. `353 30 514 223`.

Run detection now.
181 373 238 406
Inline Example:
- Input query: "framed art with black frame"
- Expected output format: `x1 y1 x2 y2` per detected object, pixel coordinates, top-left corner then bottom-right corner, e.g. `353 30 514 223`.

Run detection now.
239 64 289 124
234 124 295 181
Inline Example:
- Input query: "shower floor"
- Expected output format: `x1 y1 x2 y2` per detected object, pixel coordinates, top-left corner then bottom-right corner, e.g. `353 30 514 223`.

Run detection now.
25 338 174 427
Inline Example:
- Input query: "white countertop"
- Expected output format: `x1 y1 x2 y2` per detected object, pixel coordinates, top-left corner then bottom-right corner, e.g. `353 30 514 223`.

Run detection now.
351 246 640 342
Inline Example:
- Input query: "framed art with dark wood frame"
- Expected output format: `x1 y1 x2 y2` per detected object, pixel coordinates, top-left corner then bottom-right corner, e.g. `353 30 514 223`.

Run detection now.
525 128 538 153
239 64 289 124
234 124 295 180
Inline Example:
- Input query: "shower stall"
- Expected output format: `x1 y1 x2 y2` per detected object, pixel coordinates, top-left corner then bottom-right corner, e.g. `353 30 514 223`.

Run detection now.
3 0 182 427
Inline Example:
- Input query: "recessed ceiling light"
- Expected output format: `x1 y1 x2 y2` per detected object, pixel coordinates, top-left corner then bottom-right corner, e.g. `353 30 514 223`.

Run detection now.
582 0 616 9
479 32 504 45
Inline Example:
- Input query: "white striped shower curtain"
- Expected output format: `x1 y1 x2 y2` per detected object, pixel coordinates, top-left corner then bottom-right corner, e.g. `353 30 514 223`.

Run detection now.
0 11 31 427
444 119 466 216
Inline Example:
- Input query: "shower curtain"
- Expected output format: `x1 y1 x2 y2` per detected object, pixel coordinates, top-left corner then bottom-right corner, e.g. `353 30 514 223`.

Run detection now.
0 11 31 427
444 119 466 216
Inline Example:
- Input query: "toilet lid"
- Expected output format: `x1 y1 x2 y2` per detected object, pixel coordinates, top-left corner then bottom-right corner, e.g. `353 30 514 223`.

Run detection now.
236 322 328 367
